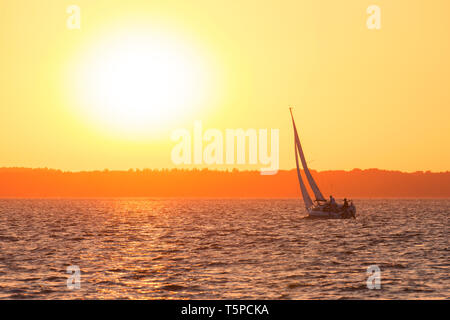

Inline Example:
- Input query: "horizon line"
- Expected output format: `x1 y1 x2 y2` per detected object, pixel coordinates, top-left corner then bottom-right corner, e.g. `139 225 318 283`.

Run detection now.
0 166 449 174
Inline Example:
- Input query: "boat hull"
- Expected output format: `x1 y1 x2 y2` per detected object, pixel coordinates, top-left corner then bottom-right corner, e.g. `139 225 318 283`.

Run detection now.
308 210 343 219
307 205 356 219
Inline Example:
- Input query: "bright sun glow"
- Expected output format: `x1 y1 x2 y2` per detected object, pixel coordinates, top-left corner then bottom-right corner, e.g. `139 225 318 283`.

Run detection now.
71 30 214 136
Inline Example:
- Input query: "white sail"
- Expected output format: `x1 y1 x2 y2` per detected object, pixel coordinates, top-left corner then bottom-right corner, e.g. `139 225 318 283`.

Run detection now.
294 141 313 209
289 109 325 201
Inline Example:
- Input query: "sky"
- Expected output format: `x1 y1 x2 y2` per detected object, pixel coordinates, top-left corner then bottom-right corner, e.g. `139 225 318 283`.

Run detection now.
0 0 449 172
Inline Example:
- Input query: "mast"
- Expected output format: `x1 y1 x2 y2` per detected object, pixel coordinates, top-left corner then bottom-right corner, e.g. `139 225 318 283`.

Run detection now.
289 108 326 202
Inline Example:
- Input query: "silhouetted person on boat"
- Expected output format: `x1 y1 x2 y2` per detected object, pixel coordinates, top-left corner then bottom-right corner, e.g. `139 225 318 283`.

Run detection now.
340 198 349 217
343 198 349 209
329 195 337 211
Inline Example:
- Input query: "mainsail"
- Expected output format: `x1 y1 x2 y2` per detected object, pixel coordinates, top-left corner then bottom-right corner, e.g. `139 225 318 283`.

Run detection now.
294 140 313 209
290 108 326 203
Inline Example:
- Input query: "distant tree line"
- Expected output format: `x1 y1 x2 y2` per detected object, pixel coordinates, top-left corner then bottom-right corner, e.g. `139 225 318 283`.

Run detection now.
0 167 449 198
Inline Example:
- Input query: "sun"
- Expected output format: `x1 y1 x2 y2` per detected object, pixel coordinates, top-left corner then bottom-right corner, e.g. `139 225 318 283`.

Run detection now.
70 29 215 137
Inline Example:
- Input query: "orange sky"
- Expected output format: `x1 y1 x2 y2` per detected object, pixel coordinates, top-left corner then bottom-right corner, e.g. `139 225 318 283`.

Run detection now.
1 0 449 172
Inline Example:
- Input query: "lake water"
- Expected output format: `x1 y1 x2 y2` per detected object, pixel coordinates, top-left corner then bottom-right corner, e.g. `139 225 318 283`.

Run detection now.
0 199 448 299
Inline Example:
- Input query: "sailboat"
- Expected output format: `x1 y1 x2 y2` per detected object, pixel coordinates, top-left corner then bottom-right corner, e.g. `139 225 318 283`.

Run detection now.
290 108 356 219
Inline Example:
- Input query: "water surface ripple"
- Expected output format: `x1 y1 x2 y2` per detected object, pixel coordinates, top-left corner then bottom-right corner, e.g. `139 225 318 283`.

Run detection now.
0 199 448 299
